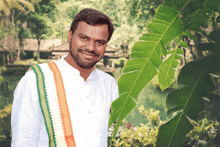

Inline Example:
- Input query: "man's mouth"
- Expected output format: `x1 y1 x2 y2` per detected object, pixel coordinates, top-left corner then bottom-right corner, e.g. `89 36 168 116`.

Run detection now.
81 50 95 56
78 49 100 57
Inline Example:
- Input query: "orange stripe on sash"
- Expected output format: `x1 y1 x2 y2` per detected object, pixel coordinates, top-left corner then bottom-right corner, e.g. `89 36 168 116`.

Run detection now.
48 62 76 147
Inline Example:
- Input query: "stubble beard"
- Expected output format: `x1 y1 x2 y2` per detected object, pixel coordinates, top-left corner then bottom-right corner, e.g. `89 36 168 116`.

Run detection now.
69 43 100 69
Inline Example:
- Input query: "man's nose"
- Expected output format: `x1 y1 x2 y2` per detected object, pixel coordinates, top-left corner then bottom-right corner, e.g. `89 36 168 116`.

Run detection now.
86 41 95 52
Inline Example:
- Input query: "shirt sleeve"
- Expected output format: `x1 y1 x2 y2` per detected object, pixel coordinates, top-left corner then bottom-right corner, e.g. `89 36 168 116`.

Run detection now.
11 71 43 147
111 79 119 102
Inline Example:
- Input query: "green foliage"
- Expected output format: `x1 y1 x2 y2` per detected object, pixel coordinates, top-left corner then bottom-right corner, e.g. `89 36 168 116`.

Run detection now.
216 15 220 23
156 33 220 146
183 116 220 147
27 13 48 40
126 0 163 30
109 0 220 146
184 31 197 42
108 24 140 50
13 58 49 65
109 0 189 139
181 0 220 31
110 106 220 147
0 0 35 28
112 105 164 147
158 42 184 91
0 104 12 139
0 75 3 82
156 113 194 147
197 28 220 54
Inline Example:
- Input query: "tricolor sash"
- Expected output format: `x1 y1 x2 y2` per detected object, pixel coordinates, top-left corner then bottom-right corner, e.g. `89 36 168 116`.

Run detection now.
31 62 76 147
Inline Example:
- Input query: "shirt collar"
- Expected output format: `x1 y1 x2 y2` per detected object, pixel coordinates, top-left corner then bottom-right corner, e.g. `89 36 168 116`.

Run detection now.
87 67 97 81
60 57 97 80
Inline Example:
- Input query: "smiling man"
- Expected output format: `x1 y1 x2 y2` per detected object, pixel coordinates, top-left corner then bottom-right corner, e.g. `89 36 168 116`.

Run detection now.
11 8 119 147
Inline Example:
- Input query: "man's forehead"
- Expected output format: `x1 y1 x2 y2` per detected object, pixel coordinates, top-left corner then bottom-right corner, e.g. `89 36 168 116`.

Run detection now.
76 21 108 41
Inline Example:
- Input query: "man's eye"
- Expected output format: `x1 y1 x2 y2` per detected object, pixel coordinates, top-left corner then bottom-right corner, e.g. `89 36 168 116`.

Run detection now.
97 41 105 45
81 36 87 41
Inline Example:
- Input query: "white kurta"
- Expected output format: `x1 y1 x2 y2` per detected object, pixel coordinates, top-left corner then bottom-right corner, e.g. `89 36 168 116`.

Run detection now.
11 58 119 147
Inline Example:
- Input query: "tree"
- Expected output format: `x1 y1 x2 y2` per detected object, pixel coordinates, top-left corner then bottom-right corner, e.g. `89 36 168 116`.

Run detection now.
126 0 164 31
0 0 35 61
28 13 48 59
0 0 34 28
26 0 57 59
108 0 220 147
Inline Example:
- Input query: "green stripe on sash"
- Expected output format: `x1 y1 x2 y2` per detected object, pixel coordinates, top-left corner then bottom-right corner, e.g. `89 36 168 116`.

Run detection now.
31 65 57 147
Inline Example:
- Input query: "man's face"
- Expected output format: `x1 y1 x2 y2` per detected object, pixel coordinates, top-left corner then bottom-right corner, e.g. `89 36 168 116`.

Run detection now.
67 21 108 69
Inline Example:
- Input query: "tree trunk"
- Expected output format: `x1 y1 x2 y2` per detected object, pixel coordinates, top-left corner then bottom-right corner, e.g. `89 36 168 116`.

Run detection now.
37 39 40 60
16 45 20 62
194 33 203 60
180 47 186 66
5 131 11 140
212 12 217 31
183 36 196 62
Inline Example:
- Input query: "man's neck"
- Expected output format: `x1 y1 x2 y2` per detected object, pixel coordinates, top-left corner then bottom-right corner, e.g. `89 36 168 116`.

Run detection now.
64 54 93 81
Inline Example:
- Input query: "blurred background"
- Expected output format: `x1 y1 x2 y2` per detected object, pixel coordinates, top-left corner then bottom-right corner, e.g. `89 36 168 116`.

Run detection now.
0 0 220 146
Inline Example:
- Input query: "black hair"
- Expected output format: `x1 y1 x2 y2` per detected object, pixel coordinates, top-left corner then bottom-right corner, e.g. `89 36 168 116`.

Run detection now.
70 8 114 42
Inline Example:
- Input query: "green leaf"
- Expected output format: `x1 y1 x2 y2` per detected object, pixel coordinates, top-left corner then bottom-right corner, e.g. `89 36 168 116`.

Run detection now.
155 113 193 147
198 29 220 53
198 43 220 52
207 29 220 43
163 0 190 11
182 0 220 31
178 61 216 93
198 53 220 73
109 2 190 139
178 41 188 48
156 53 219 147
166 86 206 120
216 15 220 23
18 0 35 12
184 31 197 42
158 46 183 91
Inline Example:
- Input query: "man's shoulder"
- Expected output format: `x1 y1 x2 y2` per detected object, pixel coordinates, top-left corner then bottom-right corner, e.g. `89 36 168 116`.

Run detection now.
95 69 116 82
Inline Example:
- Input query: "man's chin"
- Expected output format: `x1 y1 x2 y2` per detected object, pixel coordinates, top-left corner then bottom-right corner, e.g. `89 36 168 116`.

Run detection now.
77 62 96 69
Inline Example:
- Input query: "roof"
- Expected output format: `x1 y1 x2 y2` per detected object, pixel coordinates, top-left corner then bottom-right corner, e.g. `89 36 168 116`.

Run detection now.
23 39 62 51
51 42 69 51
0 38 62 51
0 45 9 52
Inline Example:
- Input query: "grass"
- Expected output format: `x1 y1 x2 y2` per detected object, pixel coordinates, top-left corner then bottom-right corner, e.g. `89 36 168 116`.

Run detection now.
0 140 11 147
0 135 10 147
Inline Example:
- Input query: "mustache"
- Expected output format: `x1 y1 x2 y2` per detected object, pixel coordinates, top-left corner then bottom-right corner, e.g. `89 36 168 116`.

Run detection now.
78 49 100 57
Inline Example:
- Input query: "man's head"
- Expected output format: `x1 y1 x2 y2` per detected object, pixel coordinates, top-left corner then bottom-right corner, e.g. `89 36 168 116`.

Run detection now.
67 8 113 69
70 8 113 42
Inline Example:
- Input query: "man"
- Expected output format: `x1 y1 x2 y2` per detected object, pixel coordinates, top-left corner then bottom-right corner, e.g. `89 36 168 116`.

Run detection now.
11 8 119 147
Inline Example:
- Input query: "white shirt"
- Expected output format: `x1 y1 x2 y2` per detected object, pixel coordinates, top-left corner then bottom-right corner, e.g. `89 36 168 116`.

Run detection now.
11 58 119 147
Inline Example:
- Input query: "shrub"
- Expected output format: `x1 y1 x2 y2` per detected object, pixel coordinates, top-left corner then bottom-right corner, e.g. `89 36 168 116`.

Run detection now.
0 104 12 140
181 112 220 147
112 105 165 147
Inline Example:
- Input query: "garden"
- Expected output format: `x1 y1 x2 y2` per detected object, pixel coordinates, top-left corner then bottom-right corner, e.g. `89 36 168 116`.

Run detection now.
1 0 220 147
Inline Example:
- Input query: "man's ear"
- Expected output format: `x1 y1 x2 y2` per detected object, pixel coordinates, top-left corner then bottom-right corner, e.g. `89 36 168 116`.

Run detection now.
67 30 72 44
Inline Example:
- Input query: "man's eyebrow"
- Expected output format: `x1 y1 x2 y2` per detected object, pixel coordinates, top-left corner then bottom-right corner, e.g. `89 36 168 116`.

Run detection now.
78 33 89 38
78 33 107 43
97 39 107 43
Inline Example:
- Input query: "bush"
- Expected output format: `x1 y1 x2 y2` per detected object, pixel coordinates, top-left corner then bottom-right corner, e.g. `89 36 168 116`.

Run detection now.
112 105 165 147
13 58 49 66
0 104 12 140
0 76 3 82
181 112 220 147
111 105 220 147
